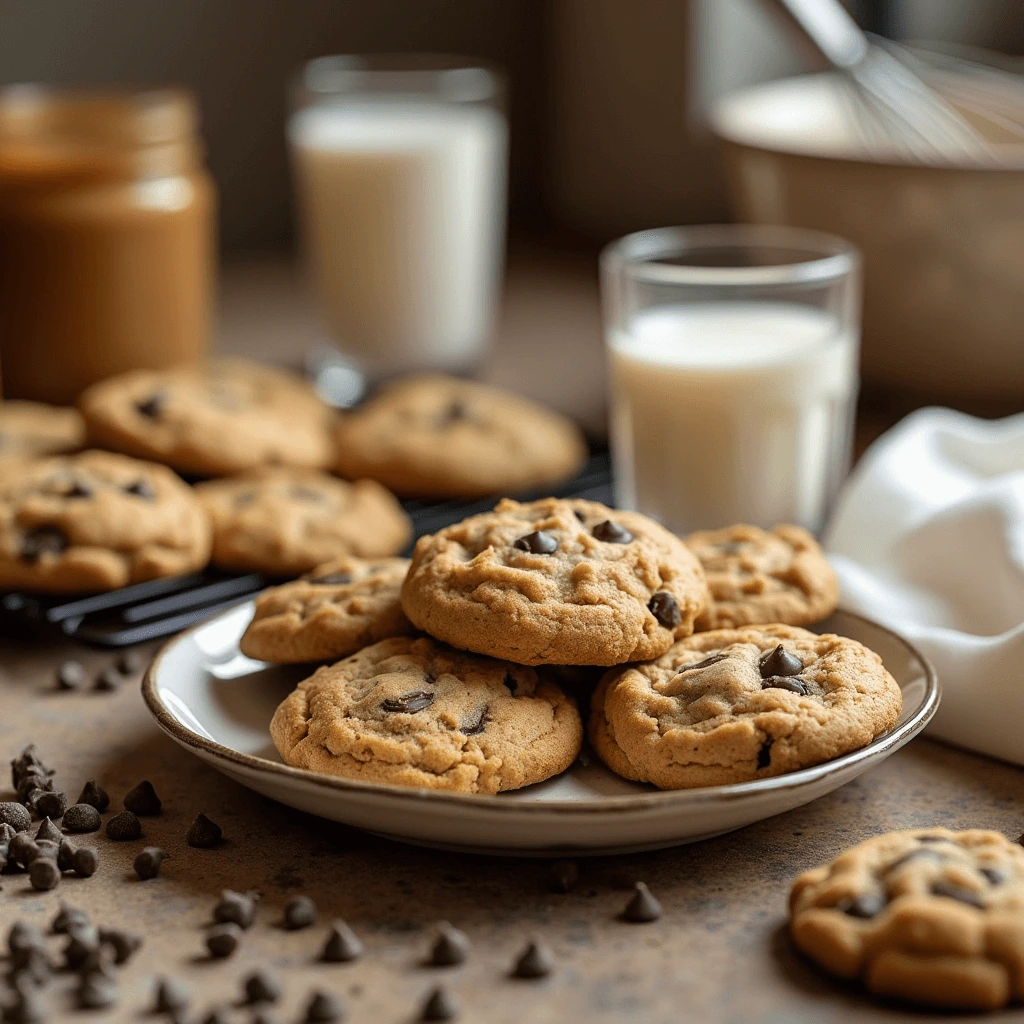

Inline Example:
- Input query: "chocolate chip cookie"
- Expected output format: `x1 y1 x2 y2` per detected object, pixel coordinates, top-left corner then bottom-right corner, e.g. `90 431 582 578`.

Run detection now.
0 450 211 592
334 375 588 499
402 498 707 666
790 828 1024 1011
0 401 85 461
79 359 335 477
589 624 901 788
685 524 839 631
196 469 411 576
270 636 583 793
240 556 413 664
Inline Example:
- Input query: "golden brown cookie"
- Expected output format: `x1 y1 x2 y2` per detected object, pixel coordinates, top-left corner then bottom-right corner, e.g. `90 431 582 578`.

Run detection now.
240 555 413 664
0 400 85 460
270 636 583 793
790 828 1024 1011
686 524 839 630
79 358 335 477
589 624 901 788
196 468 411 576
334 375 588 499
0 450 211 592
401 497 708 667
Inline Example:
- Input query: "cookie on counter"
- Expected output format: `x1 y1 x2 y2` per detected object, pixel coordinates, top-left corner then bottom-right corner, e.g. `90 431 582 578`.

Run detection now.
334 374 588 499
271 636 583 793
589 624 901 788
0 450 211 592
240 555 413 664
0 400 85 461
790 828 1024 1011
685 524 839 631
401 497 707 666
79 358 335 477
196 468 411 576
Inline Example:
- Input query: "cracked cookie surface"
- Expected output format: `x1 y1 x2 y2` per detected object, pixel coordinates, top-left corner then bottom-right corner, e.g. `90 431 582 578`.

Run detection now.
0 450 211 592
240 555 413 664
0 400 85 461
686 524 839 631
401 497 708 667
196 469 411 576
79 358 335 477
790 828 1024 1011
589 624 901 788
270 636 583 793
334 375 588 499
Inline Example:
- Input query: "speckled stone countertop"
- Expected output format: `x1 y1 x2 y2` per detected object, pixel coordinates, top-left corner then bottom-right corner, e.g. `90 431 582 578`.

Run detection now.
2 634 1023 1024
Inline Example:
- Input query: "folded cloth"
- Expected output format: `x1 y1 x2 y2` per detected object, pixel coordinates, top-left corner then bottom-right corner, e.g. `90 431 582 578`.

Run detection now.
825 407 1024 765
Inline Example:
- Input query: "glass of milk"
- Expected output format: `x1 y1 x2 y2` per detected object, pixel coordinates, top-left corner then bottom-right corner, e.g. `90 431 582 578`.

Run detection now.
601 225 860 536
289 56 508 377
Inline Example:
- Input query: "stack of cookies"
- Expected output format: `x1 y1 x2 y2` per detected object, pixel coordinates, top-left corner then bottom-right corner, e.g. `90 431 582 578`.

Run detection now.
262 498 903 796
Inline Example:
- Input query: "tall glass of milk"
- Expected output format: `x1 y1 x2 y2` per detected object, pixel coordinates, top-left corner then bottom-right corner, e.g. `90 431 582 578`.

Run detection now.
602 225 860 535
289 56 508 377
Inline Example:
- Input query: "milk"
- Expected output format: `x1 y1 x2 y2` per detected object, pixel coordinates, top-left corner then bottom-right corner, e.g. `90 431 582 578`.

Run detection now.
609 303 858 535
289 100 507 375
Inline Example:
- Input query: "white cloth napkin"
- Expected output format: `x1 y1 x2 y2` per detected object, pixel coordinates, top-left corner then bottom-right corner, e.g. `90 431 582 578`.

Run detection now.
825 407 1024 765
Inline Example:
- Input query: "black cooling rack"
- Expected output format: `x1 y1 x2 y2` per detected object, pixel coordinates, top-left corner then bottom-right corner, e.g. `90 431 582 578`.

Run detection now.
0 452 613 648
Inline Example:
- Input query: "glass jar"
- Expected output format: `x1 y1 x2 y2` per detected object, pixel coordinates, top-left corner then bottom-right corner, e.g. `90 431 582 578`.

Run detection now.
0 85 216 405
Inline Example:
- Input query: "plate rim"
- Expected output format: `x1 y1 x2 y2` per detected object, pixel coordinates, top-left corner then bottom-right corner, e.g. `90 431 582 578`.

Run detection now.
141 607 940 815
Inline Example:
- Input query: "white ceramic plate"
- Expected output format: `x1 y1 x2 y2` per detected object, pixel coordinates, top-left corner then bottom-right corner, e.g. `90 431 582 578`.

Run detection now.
143 607 939 856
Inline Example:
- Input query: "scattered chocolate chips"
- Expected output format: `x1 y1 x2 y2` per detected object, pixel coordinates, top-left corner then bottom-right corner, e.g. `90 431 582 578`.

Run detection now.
116 650 144 675
513 530 558 555
547 859 579 894
932 880 985 908
648 591 681 629
839 890 886 919
283 895 317 930
16 772 51 801
62 803 101 834
0 801 32 833
621 882 662 923
421 985 459 1021
78 972 118 1010
154 977 190 1014
592 520 633 544
56 660 86 691
21 525 68 563
57 839 78 872
124 478 156 500
77 780 110 813
105 810 142 841
135 393 165 419
186 812 223 848
94 667 122 692
100 928 141 964
214 890 258 929
322 921 363 963
759 645 804 678
310 572 352 586
458 706 488 736
304 990 345 1024
33 789 67 820
428 922 470 967
29 857 61 891
35 817 62 845
134 847 166 880
123 780 162 816
11 744 51 785
512 940 554 979
756 738 773 770
244 969 283 1004
761 676 809 695
72 847 98 877
678 653 729 674
205 923 242 959
53 904 90 934
382 690 435 714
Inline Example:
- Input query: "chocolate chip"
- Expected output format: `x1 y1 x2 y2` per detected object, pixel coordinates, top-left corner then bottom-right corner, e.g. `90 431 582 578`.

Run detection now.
309 572 352 586
34 839 59 861
502 672 517 695
233 491 257 509
205 923 242 959
4 985 46 1024
889 847 944 871
35 789 67 820
100 928 141 964
62 803 101 834
21 526 68 563
648 591 681 629
547 859 579 893
382 690 435 714
678 653 729 674
77 780 109 813
512 940 554 979
57 660 86 690
592 520 633 544
283 895 317 930
322 921 363 962
124 780 162 816
0 802 31 832
513 530 558 555
428 922 469 966
932 880 985 908
840 890 886 918
243 969 283 1004
8 921 44 956
717 541 744 555
11 744 51 786
35 817 62 844
12 944 52 986
95 666 122 692
421 986 459 1021
105 810 142 841
573 509 586 522
63 481 92 499
154 977 189 1014
201 1009 232 1024
289 486 324 502
304 990 345 1024
135 393 164 419
64 926 100 969
134 847 166 880
761 676 808 695
981 866 1007 885
437 399 470 427
186 812 223 848
459 706 488 736
16 772 51 801
918 835 949 843
759 645 804 678
214 890 258 929
116 650 144 674
621 882 662 923
78 972 118 1010
0 820 15 844
124 478 155 500
756 738 773 770
57 839 77 872
29 857 60 891
72 847 98 877
53 905 90 934
9 833 38 867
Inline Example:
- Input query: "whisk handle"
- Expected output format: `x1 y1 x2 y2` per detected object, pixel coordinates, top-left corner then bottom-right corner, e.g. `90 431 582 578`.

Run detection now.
760 0 869 71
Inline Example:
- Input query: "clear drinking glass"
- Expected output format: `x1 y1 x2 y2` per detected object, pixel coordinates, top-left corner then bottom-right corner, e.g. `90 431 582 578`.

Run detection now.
288 55 508 379
601 225 861 536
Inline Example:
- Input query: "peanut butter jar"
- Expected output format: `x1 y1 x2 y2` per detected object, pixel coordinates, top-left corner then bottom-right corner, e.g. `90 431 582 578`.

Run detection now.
0 86 216 404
